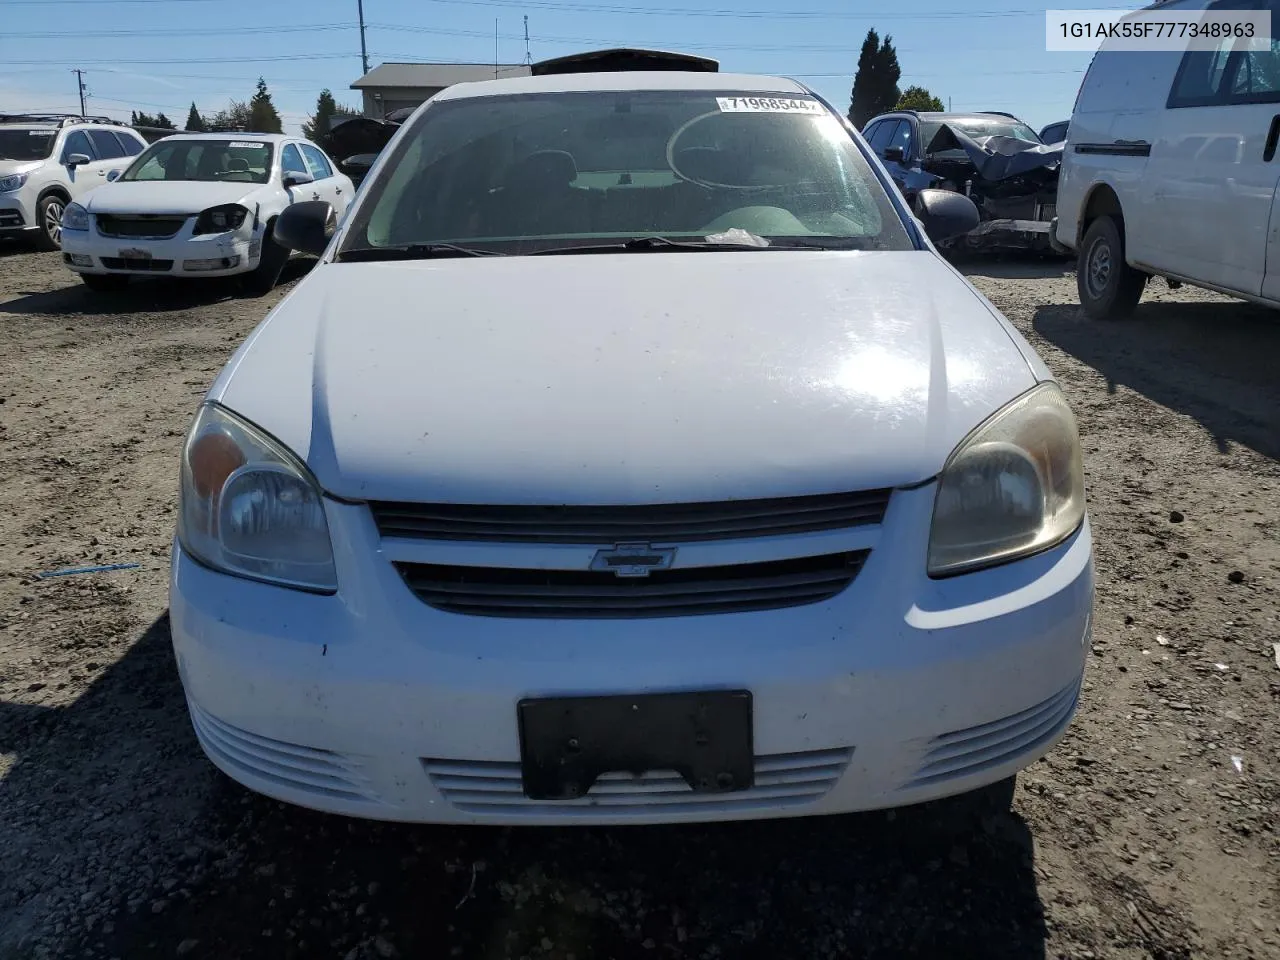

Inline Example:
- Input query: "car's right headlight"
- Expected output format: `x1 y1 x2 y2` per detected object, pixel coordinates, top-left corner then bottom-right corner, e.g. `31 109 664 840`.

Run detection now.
0 172 28 193
177 402 337 593
61 202 90 231
927 382 1085 577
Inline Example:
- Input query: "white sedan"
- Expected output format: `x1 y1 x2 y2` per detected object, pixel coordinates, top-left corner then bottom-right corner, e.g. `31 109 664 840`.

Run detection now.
59 132 352 294
170 52 1094 826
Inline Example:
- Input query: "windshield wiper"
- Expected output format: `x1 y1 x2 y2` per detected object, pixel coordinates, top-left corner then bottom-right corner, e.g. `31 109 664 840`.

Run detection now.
531 236 772 255
531 236 864 255
338 243 504 262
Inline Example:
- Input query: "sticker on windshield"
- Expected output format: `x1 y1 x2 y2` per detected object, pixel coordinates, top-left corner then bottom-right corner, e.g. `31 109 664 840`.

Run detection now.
716 96 825 114
227 141 267 149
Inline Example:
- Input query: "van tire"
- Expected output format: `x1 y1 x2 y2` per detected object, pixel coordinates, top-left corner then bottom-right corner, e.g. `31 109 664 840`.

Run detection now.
1077 215 1145 320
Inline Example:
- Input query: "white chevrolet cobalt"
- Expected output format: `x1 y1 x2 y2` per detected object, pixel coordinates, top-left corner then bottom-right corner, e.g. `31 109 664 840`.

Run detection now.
60 132 352 294
170 50 1094 825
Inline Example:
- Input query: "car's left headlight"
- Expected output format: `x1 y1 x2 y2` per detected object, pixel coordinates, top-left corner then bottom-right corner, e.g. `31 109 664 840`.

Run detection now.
177 402 337 593
927 382 1085 577
0 172 28 193
61 203 90 231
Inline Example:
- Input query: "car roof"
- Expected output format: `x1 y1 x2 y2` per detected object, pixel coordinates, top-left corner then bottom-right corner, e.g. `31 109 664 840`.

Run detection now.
157 132 293 143
433 70 809 101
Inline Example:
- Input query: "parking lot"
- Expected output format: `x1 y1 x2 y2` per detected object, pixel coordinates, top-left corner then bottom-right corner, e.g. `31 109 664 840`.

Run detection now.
0 242 1277 960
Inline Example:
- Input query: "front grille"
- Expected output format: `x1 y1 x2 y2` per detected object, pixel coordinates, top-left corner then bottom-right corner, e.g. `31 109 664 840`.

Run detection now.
371 490 892 544
424 747 852 816
96 213 186 238
0 209 23 229
901 679 1081 791
99 256 173 272
395 550 868 619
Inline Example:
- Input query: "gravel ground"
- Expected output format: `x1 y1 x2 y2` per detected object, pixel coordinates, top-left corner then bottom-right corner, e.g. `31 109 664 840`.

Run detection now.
0 242 1278 960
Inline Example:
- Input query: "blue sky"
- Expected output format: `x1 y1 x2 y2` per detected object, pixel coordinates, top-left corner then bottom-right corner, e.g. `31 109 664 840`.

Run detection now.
1 0 1132 134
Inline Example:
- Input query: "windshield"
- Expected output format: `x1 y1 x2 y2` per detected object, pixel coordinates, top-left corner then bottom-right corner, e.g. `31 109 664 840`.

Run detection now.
120 139 274 184
341 90 913 255
0 128 57 162
920 118 1041 150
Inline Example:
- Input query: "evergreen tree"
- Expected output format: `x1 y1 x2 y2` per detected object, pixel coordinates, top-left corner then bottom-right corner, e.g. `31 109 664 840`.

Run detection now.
185 102 207 132
246 77 283 134
848 29 903 129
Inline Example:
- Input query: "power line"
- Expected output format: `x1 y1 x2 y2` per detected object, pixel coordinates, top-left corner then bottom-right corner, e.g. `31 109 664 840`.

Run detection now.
4 53 360 65
399 0 1049 19
369 21 1028 55
7 23 357 39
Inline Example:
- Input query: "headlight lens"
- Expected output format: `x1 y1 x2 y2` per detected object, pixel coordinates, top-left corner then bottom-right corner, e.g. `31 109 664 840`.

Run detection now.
61 203 90 231
0 172 28 193
193 203 250 235
927 382 1085 577
177 403 336 593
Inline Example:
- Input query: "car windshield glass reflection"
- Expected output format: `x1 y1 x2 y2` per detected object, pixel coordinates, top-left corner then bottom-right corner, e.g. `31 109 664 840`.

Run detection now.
341 90 914 255
121 140 274 184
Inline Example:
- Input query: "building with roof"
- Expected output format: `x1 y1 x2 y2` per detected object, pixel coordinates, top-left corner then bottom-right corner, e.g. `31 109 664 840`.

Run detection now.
351 62 532 118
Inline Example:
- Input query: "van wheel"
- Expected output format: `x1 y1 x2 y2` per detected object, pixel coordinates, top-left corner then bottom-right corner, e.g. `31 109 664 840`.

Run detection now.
34 194 67 251
1077 215 1145 320
241 222 287 296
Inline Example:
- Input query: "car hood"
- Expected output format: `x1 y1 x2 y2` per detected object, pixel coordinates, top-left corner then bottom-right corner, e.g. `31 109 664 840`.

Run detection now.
212 251 1039 504
0 159 42 177
80 180 265 215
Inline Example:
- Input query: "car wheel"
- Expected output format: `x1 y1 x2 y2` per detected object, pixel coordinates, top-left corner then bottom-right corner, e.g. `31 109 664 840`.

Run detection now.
1077 215 1145 320
241 222 288 296
34 194 67 251
80 273 130 293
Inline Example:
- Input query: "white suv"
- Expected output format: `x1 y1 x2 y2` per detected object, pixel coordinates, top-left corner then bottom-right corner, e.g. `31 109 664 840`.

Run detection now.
0 114 148 251
1054 0 1280 319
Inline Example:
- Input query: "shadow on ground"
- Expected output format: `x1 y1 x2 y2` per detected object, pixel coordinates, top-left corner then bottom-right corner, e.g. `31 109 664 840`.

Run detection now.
2 608 1050 960
957 251 1074 281
0 259 314 316
1033 299 1280 461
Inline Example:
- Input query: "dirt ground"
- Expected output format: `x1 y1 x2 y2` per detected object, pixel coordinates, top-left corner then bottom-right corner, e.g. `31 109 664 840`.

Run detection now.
0 242 1277 960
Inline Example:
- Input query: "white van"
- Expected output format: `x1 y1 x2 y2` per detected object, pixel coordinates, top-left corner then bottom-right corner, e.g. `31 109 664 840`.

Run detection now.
1054 0 1280 319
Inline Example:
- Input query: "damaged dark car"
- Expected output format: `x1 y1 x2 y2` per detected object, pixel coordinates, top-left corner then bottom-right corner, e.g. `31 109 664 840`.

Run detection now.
861 110 1063 253
316 113 404 189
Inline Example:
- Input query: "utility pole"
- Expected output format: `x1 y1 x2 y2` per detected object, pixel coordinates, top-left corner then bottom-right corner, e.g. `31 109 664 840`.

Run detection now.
523 16 532 65
356 0 369 75
73 69 87 115
494 18 499 78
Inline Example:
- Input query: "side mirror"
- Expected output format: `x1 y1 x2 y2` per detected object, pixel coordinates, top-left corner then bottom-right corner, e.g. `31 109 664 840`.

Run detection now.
106 169 122 182
274 200 335 256
914 188 980 243
883 145 906 164
282 170 315 188
65 153 91 168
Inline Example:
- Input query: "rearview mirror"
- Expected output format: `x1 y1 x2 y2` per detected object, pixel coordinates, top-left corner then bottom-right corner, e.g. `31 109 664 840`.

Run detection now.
282 170 315 188
274 200 335 256
883 146 906 164
914 188 980 243
106 169 122 182
65 153 91 168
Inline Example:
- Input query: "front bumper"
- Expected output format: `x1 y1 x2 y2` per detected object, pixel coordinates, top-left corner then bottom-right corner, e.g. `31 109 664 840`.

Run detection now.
170 484 1094 825
61 219 262 277
0 193 35 234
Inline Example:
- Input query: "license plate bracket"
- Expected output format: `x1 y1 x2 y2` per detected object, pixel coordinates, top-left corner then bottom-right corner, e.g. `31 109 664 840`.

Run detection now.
518 691 753 801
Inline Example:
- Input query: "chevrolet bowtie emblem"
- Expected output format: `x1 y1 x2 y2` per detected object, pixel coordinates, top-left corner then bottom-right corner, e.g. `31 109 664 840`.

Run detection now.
589 543 678 578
